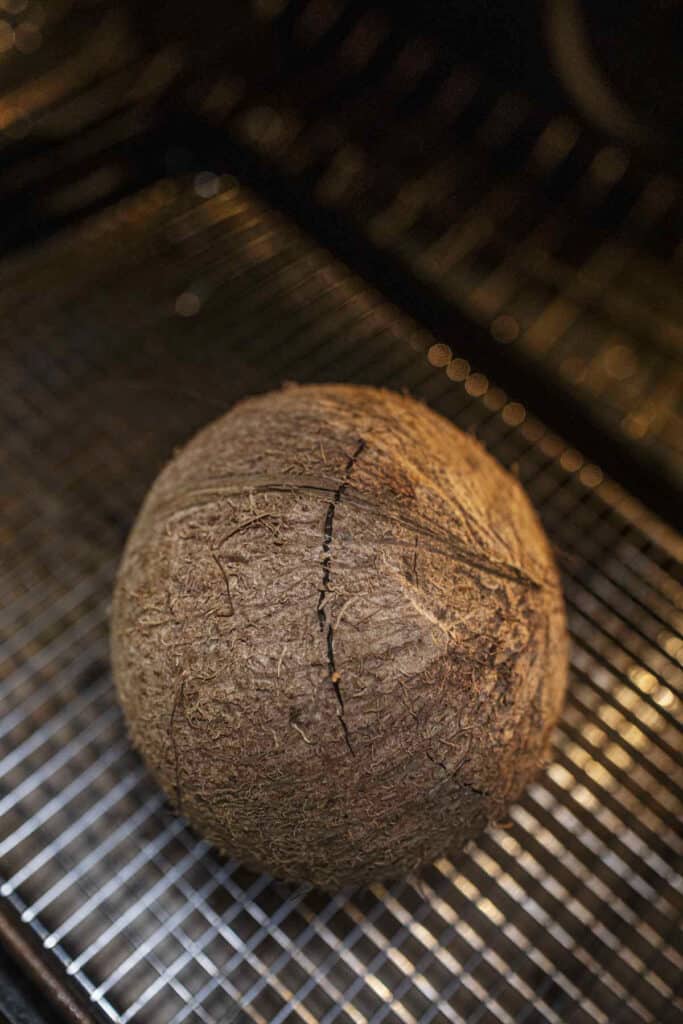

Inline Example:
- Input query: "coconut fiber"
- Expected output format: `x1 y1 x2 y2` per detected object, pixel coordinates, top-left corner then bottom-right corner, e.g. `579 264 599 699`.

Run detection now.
111 383 568 888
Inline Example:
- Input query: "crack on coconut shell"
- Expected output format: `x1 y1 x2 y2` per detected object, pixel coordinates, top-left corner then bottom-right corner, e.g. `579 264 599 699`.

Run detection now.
316 438 366 755
159 480 541 591
411 534 419 586
215 511 276 550
425 751 447 773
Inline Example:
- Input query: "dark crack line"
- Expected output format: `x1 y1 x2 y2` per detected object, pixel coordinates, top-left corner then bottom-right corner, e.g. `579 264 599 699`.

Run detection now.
426 751 448 773
163 481 540 589
317 438 366 754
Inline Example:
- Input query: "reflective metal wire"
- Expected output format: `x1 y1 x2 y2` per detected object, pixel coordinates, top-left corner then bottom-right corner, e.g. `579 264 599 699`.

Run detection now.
0 182 681 1023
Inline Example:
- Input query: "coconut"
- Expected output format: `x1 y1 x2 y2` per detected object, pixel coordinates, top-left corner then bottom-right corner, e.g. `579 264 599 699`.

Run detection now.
111 383 567 888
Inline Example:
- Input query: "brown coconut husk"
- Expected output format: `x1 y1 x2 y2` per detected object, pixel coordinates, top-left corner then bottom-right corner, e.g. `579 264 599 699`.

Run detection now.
111 384 568 889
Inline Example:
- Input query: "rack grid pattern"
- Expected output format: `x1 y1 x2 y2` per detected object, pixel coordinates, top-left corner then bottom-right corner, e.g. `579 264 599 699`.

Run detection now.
1 181 681 1024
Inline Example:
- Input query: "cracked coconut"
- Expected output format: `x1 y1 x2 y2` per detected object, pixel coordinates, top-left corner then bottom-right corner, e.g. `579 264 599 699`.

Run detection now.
111 384 568 888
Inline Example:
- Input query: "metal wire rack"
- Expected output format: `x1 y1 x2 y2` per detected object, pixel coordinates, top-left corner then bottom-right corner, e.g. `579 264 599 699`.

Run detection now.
1 179 682 1024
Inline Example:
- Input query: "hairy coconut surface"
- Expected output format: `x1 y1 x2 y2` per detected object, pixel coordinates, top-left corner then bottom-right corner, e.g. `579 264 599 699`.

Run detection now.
111 384 568 888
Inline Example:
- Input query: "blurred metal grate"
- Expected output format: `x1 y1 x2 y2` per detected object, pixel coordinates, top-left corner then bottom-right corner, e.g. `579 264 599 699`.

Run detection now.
0 180 681 1024
193 0 683 497
0 0 680 499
